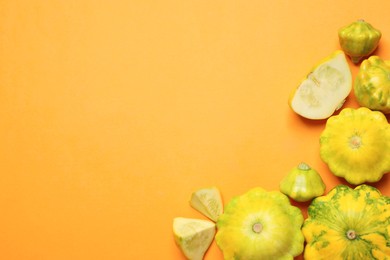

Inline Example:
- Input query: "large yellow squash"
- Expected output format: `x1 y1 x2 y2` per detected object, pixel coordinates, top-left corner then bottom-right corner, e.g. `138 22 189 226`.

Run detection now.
302 184 390 259
320 107 390 185
215 188 304 259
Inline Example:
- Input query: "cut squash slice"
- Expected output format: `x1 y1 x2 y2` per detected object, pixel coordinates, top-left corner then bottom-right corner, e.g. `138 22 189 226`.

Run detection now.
189 187 223 222
289 50 352 120
173 217 216 260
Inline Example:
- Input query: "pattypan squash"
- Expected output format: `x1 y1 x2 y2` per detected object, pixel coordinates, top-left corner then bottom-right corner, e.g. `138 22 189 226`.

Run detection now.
280 162 326 202
320 107 390 185
302 184 390 259
354 55 390 114
338 19 381 64
215 187 304 259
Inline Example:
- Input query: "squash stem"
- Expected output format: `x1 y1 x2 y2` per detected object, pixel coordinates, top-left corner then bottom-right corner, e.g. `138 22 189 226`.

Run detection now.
252 223 263 234
351 56 362 64
346 230 357 240
298 162 311 171
349 135 362 149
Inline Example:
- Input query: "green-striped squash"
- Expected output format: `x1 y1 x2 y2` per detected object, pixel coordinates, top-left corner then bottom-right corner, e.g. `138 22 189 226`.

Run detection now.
302 184 390 259
354 56 390 114
338 19 381 64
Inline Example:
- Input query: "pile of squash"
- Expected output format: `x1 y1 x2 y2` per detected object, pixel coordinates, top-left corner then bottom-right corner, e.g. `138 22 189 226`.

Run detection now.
174 19 390 260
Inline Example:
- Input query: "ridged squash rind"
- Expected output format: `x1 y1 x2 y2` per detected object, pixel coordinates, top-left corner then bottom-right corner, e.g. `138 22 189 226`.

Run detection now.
215 187 304 260
320 107 390 185
354 56 390 114
280 162 326 202
338 19 381 64
302 184 390 259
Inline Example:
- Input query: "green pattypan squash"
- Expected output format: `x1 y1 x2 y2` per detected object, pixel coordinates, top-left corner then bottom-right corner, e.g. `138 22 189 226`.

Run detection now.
354 55 390 114
302 184 390 259
215 187 304 259
320 107 390 185
338 19 381 64
280 162 326 202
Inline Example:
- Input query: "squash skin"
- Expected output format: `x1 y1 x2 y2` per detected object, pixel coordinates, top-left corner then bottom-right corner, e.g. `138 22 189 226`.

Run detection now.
354 56 390 114
338 19 381 64
215 188 304 260
320 107 390 185
280 162 326 202
302 184 390 260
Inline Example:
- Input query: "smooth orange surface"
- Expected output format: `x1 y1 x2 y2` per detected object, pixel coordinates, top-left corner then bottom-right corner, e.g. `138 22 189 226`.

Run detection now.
1 1 390 259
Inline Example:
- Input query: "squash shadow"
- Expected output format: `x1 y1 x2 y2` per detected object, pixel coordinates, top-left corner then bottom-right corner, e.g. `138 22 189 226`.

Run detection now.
367 173 390 192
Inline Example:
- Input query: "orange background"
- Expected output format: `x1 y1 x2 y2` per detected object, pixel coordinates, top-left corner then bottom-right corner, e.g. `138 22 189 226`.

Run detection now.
1 1 390 259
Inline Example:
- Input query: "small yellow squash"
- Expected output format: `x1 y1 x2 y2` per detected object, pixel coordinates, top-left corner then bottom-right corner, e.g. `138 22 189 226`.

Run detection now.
280 162 326 202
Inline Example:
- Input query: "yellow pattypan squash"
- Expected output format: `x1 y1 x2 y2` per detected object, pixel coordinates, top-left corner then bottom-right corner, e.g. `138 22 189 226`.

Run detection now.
280 162 326 202
215 187 304 259
302 184 390 259
338 19 381 64
354 56 390 114
320 107 390 185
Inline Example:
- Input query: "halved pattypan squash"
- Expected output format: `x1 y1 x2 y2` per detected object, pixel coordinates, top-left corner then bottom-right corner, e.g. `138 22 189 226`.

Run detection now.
302 184 390 259
215 187 304 259
320 107 390 185
288 50 352 120
354 55 390 114
338 19 381 64
280 162 326 202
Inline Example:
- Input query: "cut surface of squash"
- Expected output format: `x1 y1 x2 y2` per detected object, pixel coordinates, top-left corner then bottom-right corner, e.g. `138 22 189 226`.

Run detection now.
289 50 352 120
173 217 215 260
